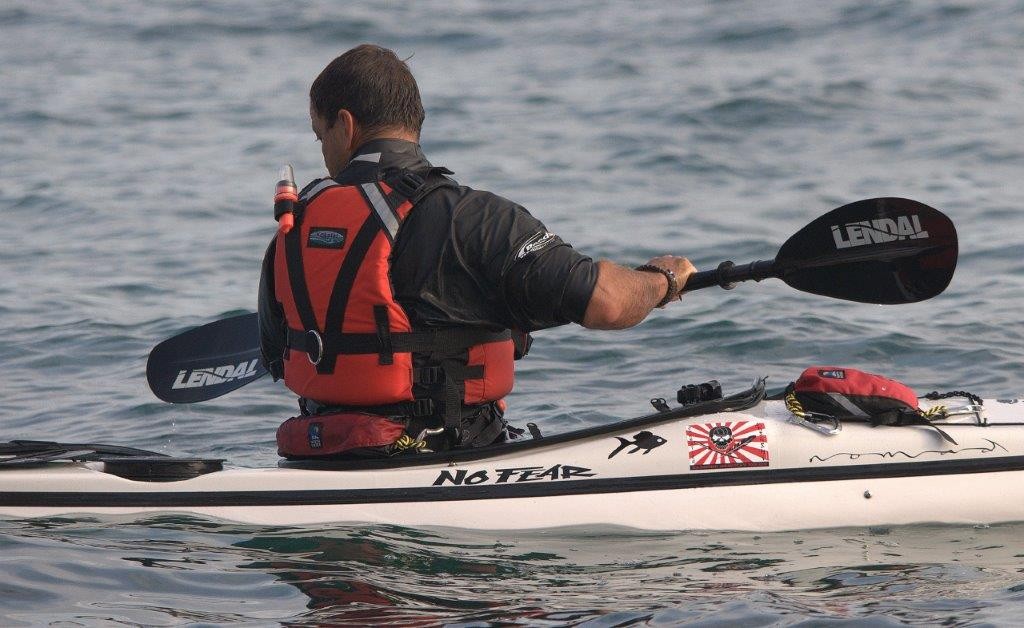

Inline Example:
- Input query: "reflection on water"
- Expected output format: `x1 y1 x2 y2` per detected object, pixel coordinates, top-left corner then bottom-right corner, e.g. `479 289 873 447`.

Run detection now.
223 523 1024 623
3 517 1024 623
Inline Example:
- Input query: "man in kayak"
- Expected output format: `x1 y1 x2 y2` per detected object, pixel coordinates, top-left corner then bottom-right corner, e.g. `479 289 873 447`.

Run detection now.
258 44 696 456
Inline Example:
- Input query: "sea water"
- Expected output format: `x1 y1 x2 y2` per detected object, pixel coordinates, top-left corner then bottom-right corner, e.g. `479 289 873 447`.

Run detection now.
2 0 1023 624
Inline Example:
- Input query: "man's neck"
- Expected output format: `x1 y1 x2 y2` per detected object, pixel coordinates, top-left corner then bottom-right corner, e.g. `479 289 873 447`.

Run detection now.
356 127 419 148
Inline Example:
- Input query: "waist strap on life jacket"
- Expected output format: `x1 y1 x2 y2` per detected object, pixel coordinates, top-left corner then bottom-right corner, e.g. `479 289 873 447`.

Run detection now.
286 326 510 368
287 325 511 428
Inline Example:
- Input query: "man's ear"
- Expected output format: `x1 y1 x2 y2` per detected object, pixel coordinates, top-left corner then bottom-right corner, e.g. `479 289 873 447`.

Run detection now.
336 109 358 149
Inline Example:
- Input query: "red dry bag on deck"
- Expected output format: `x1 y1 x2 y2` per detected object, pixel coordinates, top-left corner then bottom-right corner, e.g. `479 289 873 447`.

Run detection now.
792 366 920 422
789 366 957 444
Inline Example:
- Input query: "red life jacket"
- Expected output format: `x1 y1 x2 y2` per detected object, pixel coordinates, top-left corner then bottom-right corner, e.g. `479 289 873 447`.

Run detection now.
272 169 515 426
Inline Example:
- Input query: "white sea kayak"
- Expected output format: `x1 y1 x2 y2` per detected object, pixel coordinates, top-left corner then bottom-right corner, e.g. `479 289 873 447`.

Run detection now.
2 381 1023 531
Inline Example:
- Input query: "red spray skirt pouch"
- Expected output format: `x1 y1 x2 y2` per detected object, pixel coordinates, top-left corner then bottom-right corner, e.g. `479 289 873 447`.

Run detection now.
276 412 406 458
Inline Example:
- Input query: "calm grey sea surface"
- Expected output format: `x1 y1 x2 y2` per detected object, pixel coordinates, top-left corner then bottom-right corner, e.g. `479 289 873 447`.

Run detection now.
2 0 1024 625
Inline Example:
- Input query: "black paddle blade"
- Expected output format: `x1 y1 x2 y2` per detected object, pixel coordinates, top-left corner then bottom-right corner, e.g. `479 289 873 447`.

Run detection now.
775 197 957 304
146 313 267 403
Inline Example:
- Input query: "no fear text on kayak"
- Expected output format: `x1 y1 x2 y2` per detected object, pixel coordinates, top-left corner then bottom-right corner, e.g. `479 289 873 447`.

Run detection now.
5 43 1014 533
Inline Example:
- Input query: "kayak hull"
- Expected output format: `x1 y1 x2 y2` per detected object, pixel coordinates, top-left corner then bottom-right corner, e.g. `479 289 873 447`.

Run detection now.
3 386 1023 531
3 465 1023 531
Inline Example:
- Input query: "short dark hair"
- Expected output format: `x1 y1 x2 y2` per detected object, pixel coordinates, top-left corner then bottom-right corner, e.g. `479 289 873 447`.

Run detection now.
310 44 425 136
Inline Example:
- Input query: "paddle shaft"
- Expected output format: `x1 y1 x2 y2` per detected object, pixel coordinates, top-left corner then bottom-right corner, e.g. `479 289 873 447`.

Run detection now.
683 260 777 292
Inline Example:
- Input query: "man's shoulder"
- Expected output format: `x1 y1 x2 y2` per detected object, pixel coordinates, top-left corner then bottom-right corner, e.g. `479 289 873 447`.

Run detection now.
410 180 512 217
445 185 533 220
441 185 548 258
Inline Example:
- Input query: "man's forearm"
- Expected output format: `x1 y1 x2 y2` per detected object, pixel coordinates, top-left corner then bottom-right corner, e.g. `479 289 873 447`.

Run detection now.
581 257 695 330
582 261 670 329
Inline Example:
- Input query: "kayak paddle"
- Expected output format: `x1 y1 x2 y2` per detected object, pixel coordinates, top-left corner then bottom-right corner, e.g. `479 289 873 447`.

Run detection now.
684 197 957 304
146 197 956 403
146 313 267 403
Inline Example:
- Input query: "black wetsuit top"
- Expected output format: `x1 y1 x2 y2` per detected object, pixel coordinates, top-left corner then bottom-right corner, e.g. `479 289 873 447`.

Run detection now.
258 139 598 445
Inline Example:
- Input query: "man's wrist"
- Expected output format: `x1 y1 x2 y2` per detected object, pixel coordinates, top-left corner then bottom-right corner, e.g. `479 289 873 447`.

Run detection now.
635 264 678 308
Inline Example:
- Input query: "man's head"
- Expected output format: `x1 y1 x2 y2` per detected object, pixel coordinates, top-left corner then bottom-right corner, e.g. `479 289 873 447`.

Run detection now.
310 44 424 176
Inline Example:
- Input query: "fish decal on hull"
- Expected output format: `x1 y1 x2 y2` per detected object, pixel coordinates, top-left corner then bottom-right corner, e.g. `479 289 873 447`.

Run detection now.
608 431 667 459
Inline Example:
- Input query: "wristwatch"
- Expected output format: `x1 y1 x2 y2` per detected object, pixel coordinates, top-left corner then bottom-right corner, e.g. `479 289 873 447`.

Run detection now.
635 264 678 308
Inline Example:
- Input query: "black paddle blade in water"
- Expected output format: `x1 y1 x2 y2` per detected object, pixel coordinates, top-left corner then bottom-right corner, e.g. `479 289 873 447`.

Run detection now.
775 198 957 304
146 313 267 403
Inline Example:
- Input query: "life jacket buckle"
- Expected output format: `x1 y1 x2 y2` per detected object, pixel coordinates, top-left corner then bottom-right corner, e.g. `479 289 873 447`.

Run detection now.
411 398 435 417
414 366 444 385
389 170 426 199
414 426 446 442
305 330 324 366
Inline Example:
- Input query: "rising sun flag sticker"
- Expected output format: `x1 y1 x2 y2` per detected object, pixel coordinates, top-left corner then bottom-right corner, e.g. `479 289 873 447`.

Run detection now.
686 421 769 470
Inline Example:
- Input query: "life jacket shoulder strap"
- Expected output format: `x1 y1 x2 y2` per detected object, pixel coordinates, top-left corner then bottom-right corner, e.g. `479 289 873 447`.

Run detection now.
299 178 340 203
381 166 458 206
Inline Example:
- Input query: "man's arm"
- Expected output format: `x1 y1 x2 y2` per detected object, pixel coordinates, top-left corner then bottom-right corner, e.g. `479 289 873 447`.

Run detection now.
582 256 696 330
452 190 696 332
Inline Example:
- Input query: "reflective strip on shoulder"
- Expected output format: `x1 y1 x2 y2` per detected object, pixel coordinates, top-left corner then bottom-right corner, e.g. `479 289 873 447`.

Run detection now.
299 179 340 202
361 183 400 241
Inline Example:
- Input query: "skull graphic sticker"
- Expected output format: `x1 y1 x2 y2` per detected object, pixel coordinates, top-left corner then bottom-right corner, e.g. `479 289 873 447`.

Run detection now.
686 421 769 470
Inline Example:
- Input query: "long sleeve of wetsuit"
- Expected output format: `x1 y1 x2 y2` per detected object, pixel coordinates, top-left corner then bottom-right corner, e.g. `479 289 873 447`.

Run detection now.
452 192 598 332
257 238 286 380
